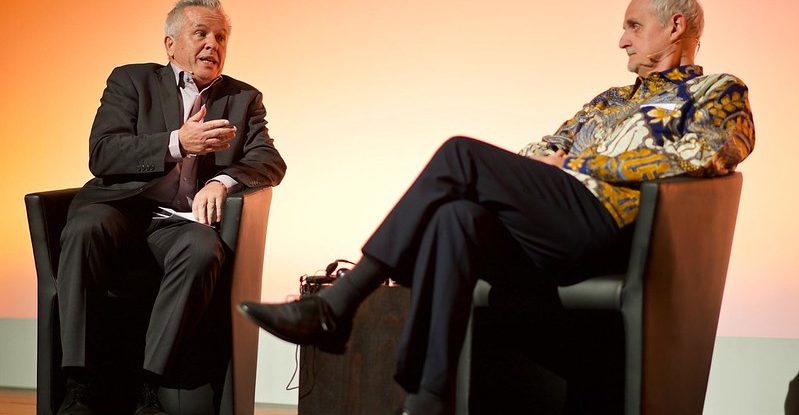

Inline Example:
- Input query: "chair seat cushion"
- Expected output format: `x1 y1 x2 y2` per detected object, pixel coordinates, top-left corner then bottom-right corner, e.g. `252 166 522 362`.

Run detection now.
557 274 625 310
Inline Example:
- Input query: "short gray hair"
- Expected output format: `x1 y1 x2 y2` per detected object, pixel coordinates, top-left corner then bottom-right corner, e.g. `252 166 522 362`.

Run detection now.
650 0 704 39
165 0 230 37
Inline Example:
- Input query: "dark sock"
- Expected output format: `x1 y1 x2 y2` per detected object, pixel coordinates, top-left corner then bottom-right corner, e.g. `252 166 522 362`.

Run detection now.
142 369 162 390
403 388 449 415
63 366 90 386
318 255 389 318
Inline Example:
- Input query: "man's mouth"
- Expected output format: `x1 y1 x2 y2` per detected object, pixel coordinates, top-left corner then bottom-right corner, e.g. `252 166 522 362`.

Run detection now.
198 56 218 65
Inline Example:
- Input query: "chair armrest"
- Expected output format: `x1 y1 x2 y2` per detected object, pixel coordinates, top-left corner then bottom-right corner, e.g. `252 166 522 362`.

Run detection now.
472 279 492 308
25 188 81 283
220 186 273 415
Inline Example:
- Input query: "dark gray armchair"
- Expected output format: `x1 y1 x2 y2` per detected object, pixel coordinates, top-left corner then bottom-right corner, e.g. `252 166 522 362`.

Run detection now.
457 173 744 415
25 186 273 415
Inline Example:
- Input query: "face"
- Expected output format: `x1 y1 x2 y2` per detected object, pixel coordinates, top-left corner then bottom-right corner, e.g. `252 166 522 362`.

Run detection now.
618 0 675 77
165 6 229 88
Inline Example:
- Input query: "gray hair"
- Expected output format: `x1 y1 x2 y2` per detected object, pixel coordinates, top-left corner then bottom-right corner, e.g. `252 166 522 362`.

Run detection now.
650 0 704 39
165 0 230 37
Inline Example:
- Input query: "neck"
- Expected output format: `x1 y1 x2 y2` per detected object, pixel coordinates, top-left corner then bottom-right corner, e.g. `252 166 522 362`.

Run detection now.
638 40 697 78
168 60 214 89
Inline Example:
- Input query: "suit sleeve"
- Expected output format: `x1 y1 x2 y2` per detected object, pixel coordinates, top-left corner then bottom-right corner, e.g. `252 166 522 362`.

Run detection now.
216 90 286 188
88 66 172 177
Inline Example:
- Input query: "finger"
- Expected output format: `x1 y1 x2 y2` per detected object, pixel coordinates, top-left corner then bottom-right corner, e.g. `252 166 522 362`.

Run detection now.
201 132 235 145
207 201 217 224
214 197 223 222
188 105 207 123
204 135 234 146
192 200 201 222
197 202 209 225
555 149 566 157
208 198 219 225
202 120 235 130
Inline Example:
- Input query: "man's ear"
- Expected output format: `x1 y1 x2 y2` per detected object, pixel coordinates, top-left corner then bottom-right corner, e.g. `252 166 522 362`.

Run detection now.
670 13 687 40
164 36 175 60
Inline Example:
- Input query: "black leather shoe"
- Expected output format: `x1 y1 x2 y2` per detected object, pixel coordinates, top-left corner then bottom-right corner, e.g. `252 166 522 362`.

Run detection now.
57 379 94 415
134 383 168 415
239 296 351 354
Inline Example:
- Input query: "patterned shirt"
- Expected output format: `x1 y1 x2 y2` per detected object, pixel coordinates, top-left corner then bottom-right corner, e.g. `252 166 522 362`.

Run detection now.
519 65 755 227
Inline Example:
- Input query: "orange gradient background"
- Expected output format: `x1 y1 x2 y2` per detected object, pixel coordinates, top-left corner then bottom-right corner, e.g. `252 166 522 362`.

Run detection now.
1 0 796 339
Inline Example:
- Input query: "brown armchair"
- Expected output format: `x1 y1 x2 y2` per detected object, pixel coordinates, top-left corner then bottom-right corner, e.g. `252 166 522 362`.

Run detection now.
457 173 744 415
25 186 273 415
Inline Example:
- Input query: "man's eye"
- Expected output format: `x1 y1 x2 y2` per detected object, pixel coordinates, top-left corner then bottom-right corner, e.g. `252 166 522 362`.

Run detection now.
195 31 206 37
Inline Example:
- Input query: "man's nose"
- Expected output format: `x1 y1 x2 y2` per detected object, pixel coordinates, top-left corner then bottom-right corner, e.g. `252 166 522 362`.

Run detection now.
619 32 631 49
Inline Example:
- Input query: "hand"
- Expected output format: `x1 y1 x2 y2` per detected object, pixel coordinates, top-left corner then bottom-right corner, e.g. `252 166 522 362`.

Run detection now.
179 105 237 156
192 180 228 225
530 149 567 168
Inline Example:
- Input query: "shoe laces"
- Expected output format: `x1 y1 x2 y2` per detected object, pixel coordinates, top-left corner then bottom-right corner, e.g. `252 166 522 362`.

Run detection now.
140 384 163 408
65 380 91 404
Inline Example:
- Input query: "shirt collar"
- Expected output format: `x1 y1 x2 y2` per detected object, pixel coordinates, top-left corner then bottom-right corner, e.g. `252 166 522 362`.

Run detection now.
168 62 223 91
633 65 703 98
638 65 703 86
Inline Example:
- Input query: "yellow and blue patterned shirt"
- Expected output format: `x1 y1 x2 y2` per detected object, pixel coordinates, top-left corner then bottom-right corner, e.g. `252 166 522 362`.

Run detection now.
519 65 755 227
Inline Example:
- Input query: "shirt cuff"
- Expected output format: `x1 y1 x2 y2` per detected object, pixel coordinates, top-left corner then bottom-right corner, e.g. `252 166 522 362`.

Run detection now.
168 130 183 161
208 175 241 193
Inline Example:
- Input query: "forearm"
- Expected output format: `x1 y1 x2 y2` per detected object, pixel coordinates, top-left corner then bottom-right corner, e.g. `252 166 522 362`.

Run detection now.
563 148 678 183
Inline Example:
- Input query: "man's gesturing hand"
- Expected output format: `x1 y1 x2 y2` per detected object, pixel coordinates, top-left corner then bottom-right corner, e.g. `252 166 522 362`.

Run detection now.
179 105 237 156
193 180 228 225
530 149 567 168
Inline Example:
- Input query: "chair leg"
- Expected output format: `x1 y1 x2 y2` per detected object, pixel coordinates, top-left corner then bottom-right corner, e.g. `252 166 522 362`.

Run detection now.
455 307 475 415
455 280 492 415
622 305 643 415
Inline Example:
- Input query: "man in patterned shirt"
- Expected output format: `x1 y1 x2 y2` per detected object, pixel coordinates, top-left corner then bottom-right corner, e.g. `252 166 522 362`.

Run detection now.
241 0 754 413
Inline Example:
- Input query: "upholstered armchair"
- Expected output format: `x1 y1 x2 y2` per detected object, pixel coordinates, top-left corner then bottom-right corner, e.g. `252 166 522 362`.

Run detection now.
25 186 273 415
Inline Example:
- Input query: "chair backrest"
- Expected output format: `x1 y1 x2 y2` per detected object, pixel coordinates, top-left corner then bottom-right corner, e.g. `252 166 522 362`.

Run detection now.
640 172 743 414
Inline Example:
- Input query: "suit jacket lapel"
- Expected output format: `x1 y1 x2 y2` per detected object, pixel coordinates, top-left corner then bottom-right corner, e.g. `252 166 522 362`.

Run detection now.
205 77 229 122
157 65 182 133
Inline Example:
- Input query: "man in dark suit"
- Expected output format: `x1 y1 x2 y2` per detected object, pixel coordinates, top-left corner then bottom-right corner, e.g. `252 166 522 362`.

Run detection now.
239 0 754 414
56 1 285 414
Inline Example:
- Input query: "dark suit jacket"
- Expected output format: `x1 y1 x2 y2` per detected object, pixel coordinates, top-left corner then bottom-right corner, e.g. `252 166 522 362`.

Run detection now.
71 63 286 213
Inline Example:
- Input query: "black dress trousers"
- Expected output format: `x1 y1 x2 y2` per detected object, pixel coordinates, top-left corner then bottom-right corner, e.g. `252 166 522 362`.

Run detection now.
57 197 225 376
361 136 630 397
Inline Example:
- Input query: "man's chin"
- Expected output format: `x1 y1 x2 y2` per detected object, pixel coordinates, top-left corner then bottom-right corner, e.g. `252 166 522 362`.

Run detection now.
193 70 221 84
627 61 653 77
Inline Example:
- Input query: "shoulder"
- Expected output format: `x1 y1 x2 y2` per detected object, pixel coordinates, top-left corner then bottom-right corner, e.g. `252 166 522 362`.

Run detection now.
691 73 750 94
108 63 167 77
219 74 261 95
588 84 634 107
103 63 169 88
217 74 265 106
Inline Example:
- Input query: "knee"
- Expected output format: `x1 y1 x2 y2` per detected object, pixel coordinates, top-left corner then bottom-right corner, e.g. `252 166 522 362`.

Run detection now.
431 201 487 227
60 204 124 245
169 227 225 275
437 136 480 156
